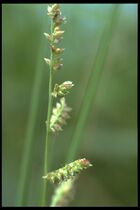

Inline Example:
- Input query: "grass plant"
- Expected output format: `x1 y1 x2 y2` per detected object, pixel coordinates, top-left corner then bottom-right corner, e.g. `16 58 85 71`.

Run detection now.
16 4 120 206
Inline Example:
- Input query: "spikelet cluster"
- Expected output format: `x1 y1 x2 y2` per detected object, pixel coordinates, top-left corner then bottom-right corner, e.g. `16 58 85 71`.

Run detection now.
42 158 92 184
52 81 74 98
50 97 72 132
50 178 75 207
44 4 66 71
45 4 74 133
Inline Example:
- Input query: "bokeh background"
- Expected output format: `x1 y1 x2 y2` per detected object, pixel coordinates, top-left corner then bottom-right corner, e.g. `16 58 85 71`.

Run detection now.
2 4 137 206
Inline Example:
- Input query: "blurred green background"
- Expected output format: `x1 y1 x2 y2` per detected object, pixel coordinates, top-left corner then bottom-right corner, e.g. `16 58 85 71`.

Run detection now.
2 4 137 207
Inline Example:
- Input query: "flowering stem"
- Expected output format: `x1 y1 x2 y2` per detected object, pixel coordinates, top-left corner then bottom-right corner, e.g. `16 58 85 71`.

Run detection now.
41 4 69 206
41 19 54 206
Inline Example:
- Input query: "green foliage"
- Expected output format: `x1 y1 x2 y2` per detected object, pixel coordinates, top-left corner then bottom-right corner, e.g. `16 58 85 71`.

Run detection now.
67 5 121 163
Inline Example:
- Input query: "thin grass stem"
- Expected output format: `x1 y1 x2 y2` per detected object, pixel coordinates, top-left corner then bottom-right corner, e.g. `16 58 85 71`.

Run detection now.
41 19 54 206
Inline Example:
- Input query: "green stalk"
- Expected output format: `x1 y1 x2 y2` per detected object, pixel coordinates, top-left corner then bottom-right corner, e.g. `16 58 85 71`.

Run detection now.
16 11 47 206
41 19 54 207
67 5 120 163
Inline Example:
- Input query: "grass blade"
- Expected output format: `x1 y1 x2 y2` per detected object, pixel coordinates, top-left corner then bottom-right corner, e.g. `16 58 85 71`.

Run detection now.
16 8 47 206
67 5 121 162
